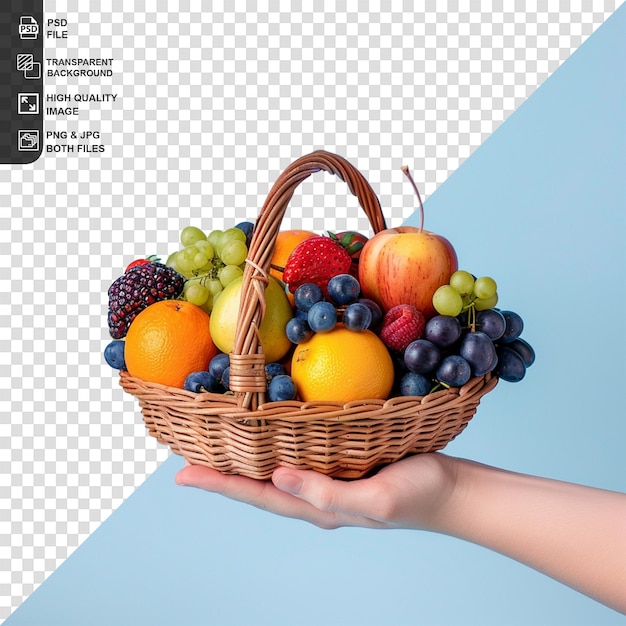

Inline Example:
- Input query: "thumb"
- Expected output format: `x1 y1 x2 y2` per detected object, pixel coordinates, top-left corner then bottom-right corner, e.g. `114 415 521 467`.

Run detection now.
272 467 387 519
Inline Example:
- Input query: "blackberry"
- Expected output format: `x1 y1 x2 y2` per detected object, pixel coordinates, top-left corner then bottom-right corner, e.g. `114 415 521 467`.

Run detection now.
107 263 184 338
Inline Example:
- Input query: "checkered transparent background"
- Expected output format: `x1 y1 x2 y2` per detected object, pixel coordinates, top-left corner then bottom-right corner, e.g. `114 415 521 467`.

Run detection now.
0 1 621 620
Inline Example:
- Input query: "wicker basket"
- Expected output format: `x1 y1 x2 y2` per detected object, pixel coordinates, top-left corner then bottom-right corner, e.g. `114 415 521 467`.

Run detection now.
119 151 498 479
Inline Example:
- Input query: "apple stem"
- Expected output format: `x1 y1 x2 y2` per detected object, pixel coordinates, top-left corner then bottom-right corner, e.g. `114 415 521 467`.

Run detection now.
401 165 424 233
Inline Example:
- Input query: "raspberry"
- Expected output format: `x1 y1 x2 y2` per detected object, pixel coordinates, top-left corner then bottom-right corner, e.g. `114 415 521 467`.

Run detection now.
379 304 426 352
107 263 184 339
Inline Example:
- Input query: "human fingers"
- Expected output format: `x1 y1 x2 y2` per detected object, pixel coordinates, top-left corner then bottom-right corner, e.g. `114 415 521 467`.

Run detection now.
175 464 370 529
272 467 394 528
273 453 457 530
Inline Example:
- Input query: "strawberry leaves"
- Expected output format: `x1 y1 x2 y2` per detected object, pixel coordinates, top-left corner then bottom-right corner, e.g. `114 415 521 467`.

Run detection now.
327 231 368 258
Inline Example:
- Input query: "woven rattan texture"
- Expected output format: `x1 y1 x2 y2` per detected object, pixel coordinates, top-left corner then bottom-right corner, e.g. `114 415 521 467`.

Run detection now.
122 371 497 479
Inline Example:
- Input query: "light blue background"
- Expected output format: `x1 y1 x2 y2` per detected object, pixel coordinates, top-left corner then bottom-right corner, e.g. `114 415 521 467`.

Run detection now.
7 7 626 626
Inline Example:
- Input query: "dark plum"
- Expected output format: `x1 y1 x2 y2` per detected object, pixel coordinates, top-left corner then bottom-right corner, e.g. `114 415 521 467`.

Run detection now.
475 309 506 341
424 315 462 348
436 355 472 388
403 339 442 375
506 338 536 367
496 346 527 382
459 331 498 377
500 310 524 343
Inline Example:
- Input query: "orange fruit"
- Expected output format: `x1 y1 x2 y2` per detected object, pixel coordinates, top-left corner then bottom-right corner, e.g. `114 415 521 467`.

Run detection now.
291 326 394 403
270 229 317 281
125 300 219 388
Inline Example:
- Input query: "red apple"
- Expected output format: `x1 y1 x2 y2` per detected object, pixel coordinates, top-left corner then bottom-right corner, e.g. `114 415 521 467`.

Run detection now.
358 226 457 318
358 167 458 318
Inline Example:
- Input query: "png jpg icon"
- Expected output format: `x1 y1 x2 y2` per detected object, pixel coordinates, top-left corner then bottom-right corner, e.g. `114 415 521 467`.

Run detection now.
18 130 40 152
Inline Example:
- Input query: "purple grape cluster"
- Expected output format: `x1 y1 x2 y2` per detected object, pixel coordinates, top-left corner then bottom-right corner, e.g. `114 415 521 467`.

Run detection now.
397 308 535 396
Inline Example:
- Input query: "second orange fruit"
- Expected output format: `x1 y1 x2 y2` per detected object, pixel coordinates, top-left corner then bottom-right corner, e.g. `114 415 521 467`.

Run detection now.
291 326 394 403
125 299 219 389
269 229 317 281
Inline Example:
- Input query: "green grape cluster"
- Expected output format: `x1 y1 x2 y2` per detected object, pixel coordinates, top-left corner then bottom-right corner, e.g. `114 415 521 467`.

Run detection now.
432 270 499 318
166 225 250 313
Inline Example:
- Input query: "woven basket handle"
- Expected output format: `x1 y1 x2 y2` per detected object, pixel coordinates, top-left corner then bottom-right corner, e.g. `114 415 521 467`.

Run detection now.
230 150 387 409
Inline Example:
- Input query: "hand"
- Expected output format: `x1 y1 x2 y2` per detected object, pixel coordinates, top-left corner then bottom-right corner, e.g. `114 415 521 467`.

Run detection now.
175 453 458 531
176 453 626 612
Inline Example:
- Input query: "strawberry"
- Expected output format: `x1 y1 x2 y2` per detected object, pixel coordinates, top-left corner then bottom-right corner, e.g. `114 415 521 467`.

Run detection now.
125 255 161 272
327 231 369 278
282 236 352 296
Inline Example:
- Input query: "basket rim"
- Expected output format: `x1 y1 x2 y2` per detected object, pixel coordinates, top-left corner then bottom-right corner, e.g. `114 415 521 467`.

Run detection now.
119 370 498 423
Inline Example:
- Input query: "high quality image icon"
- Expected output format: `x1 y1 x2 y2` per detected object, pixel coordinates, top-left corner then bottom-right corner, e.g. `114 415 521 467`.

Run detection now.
17 93 39 115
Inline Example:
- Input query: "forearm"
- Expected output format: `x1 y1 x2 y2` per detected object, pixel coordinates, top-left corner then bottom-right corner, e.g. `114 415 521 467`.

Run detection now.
438 458 626 613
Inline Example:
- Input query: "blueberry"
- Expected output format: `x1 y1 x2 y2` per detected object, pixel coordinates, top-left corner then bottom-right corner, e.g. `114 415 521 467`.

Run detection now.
265 362 287 380
307 301 337 333
235 220 255 247
342 302 372 331
286 316 314 344
184 371 221 393
104 340 126 370
221 366 231 390
208 353 230 381
357 298 383 329
399 372 432 396
268 374 297 402
436 355 472 388
327 273 361 305
293 283 324 312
